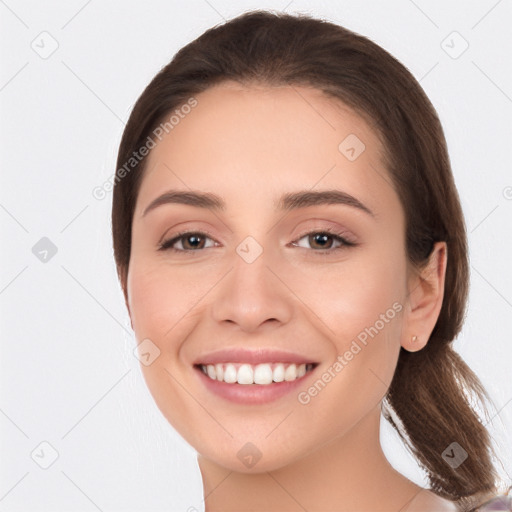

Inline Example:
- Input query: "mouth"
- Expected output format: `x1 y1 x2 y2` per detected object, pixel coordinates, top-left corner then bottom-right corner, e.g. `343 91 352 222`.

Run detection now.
192 349 319 404
195 362 317 384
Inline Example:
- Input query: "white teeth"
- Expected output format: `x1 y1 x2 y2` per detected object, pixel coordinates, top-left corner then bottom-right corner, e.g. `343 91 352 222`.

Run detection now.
254 364 273 385
237 364 254 385
215 363 224 381
284 363 297 381
199 362 314 385
206 365 216 380
273 363 285 382
223 363 237 383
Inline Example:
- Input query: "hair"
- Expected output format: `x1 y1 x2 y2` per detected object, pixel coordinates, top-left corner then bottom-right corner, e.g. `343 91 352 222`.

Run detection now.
111 9 507 510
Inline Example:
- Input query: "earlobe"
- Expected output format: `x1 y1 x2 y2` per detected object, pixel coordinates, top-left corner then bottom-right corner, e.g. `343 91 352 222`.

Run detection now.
401 241 448 352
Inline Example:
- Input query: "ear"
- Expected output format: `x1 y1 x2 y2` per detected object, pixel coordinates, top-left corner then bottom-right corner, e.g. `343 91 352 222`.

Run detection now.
401 241 448 352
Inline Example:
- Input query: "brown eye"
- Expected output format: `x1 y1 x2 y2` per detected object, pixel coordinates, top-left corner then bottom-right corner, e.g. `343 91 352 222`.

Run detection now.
308 233 336 250
293 230 355 253
159 231 216 252
180 234 207 250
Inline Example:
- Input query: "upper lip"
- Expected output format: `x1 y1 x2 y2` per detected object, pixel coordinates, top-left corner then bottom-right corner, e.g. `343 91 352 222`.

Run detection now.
193 348 318 366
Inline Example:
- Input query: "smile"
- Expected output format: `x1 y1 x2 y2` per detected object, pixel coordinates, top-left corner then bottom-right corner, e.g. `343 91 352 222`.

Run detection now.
192 348 320 404
198 362 316 385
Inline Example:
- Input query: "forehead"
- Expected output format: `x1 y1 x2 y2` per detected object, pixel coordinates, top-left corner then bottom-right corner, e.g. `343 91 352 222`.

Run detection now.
136 82 398 220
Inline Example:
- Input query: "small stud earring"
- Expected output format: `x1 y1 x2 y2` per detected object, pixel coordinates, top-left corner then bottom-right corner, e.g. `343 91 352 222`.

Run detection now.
411 335 418 342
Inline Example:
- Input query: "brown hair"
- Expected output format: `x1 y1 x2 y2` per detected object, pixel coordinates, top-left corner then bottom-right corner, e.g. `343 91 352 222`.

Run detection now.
112 9 505 509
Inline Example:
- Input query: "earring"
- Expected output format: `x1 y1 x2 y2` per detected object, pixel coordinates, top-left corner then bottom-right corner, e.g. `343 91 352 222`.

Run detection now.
411 335 418 342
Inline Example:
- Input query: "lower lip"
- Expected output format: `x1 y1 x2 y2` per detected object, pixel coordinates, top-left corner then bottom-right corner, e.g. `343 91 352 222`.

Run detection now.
194 366 317 405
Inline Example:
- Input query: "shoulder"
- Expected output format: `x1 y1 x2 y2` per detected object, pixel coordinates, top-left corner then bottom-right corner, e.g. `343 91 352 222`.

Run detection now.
406 489 459 512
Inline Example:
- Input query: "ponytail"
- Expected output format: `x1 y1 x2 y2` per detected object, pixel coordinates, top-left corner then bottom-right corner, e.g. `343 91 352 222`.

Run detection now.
384 342 503 510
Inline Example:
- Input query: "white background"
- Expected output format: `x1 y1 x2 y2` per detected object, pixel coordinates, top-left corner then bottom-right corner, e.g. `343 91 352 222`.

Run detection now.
1 1 511 511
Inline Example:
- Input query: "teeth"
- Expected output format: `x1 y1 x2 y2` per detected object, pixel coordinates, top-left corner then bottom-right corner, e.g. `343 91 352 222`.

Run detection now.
237 364 253 385
223 363 237 383
215 363 223 381
207 365 217 380
254 363 273 385
200 362 312 385
273 363 285 382
284 363 297 381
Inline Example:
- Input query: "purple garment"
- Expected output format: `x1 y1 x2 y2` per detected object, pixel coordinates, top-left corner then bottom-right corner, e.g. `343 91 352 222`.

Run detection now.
475 488 512 511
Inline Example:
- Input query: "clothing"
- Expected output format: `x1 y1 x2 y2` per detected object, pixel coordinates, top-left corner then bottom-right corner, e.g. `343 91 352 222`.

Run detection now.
471 486 512 512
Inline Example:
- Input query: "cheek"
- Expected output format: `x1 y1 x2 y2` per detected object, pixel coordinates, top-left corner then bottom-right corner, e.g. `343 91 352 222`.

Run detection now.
127 259 205 342
291 249 406 403
127 266 169 340
291 250 406 341
126 261 213 440
291 261 405 435
126 257 227 394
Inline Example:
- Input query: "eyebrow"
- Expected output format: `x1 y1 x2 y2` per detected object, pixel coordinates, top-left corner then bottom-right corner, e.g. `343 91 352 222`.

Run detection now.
142 189 375 218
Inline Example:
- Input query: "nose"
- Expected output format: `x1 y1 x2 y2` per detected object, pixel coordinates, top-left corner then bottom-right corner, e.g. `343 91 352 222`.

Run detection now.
211 245 294 333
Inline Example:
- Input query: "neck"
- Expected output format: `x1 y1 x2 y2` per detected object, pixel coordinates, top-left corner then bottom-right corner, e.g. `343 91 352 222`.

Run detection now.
198 402 420 511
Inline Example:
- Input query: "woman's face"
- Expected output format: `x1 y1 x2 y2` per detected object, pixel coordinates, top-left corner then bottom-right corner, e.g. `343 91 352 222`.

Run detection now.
126 82 412 472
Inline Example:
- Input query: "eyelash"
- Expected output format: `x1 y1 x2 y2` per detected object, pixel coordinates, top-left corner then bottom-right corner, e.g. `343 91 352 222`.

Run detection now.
157 228 357 255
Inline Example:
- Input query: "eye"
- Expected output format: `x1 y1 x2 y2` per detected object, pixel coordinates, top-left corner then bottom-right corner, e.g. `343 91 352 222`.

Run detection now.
290 228 356 254
158 231 217 252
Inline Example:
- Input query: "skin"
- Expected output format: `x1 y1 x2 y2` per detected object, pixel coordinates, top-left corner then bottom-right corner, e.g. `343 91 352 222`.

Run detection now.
125 82 455 511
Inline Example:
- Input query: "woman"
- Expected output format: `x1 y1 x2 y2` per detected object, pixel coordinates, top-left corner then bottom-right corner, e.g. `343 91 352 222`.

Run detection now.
111 10 509 511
